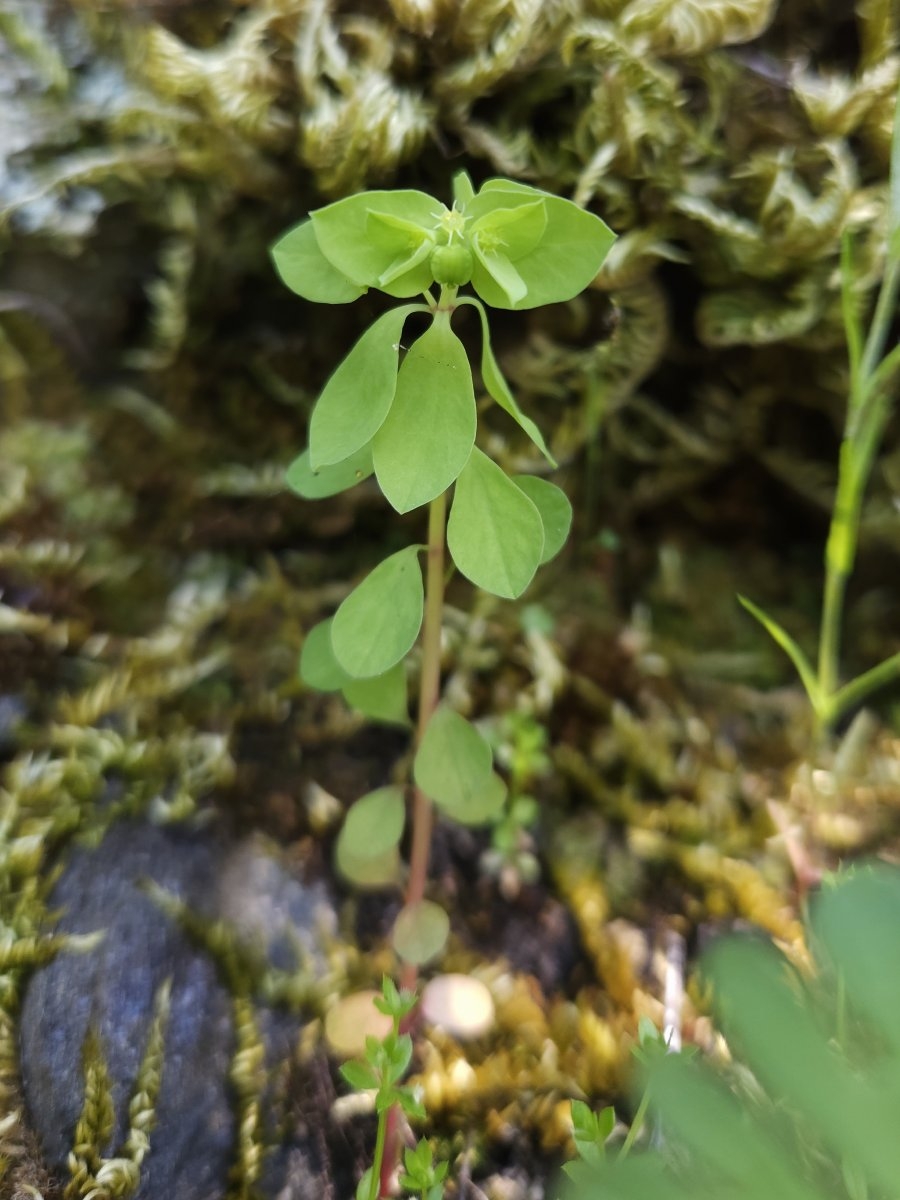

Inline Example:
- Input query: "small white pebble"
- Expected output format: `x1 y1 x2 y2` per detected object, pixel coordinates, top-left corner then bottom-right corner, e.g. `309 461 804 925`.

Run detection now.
422 974 496 1039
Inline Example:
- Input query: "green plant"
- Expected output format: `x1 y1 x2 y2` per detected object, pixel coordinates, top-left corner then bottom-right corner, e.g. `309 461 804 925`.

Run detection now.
274 170 613 1196
563 1015 673 1189
739 91 900 732
338 978 432 1200
481 710 551 896
563 865 900 1200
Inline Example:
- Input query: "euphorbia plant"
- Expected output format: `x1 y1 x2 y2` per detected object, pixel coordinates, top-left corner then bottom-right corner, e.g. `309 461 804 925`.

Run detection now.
273 171 614 1192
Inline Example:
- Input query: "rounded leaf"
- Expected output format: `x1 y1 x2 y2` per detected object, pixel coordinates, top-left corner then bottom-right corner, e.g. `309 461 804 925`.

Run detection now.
373 320 476 514
335 838 402 889
309 305 422 469
311 190 442 296
270 218 366 304
331 546 424 679
414 706 502 824
285 445 373 500
341 786 406 860
447 448 544 599
342 663 409 727
392 900 450 965
468 180 615 311
299 619 351 691
512 476 572 563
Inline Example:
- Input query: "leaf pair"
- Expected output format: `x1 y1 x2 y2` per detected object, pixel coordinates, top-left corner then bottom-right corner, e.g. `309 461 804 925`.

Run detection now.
299 546 424 724
448 449 572 599
286 301 563 519
271 172 615 311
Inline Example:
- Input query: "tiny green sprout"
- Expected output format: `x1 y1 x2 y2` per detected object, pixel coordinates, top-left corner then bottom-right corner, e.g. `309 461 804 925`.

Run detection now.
400 1138 448 1200
274 171 614 1197
340 978 428 1200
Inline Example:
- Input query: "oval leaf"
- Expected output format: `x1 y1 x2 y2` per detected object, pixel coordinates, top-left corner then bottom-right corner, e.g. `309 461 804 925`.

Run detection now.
342 663 409 726
468 181 615 310
414 706 499 823
311 190 442 296
447 448 544 599
331 546 424 679
285 445 373 500
299 619 351 692
309 305 423 469
392 899 449 966
335 839 402 889
512 476 572 563
373 319 476 514
270 218 366 304
341 786 406 859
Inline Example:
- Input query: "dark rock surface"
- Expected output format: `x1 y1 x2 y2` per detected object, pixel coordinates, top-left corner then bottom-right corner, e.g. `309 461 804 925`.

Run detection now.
20 820 337 1200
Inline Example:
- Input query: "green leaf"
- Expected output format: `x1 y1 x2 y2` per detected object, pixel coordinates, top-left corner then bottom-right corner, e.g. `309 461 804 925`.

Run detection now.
285 445 373 500
414 705 505 824
512 476 572 563
373 319 476 514
311 190 443 296
270 218 366 304
737 594 822 711
340 1060 379 1091
471 243 527 306
368 210 435 289
342 663 409 726
812 868 900 1056
299 619 351 691
470 199 547 259
392 899 450 965
309 305 424 468
340 786 406 861
453 170 475 207
335 839 401 889
331 546 424 678
448 448 544 599
467 180 615 310
456 297 554 463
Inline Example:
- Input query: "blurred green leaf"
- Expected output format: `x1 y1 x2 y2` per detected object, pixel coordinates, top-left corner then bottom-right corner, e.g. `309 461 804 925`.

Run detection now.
447 448 544 599
512 475 572 563
392 899 449 965
342 663 409 726
331 547 423 678
309 305 423 468
373 319 476 513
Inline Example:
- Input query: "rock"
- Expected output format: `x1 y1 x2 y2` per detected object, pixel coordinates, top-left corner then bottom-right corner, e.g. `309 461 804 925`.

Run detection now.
19 820 338 1200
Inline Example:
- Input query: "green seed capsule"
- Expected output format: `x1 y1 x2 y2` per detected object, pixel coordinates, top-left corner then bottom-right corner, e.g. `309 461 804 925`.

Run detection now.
429 242 474 287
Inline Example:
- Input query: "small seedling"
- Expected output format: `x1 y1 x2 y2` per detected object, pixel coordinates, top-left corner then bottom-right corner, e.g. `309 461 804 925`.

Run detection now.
339 977 430 1200
740 89 900 731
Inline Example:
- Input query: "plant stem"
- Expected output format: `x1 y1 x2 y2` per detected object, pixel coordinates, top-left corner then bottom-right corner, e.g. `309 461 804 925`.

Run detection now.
379 489 447 1199
405 488 447 923
817 251 900 723
369 1102 388 1200
618 1088 652 1161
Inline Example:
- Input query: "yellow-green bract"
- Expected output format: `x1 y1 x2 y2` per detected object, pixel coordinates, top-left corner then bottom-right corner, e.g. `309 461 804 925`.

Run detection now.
271 171 615 311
